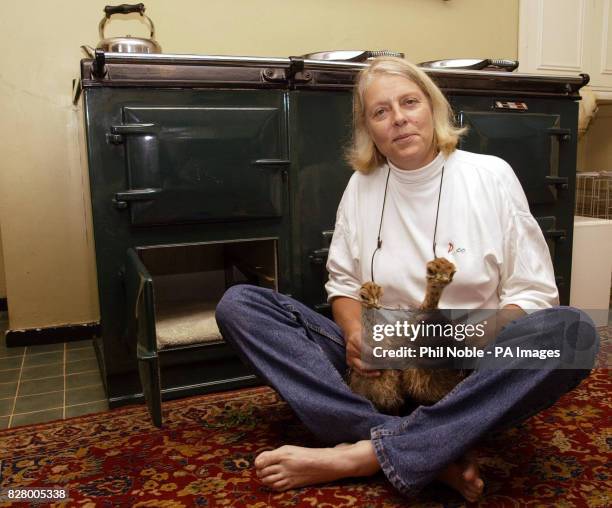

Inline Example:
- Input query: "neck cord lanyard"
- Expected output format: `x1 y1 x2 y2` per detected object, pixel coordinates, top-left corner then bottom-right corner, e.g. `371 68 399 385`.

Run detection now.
370 163 446 283
370 167 391 283
432 163 445 259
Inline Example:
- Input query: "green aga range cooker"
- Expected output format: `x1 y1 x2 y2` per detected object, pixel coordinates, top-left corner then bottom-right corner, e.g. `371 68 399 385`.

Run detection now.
75 52 588 426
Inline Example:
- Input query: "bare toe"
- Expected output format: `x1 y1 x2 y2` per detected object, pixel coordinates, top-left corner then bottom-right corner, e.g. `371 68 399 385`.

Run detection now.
261 472 284 486
258 464 281 479
272 479 290 491
437 458 484 502
254 451 273 470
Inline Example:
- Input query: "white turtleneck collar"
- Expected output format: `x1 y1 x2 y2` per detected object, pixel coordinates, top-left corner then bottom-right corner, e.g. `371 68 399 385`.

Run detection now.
387 151 446 184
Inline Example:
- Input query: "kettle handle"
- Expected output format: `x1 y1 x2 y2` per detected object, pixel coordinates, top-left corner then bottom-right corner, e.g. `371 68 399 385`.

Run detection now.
99 3 155 39
104 3 145 17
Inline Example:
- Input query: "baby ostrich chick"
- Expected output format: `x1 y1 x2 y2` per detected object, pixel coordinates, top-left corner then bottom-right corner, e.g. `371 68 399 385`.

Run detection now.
348 258 465 414
402 258 465 405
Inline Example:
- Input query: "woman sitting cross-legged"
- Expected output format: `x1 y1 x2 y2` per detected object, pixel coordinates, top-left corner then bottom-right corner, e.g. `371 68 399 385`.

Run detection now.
215 57 598 502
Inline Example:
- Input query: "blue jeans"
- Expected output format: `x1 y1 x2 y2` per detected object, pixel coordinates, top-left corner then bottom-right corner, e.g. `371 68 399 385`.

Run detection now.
215 285 599 496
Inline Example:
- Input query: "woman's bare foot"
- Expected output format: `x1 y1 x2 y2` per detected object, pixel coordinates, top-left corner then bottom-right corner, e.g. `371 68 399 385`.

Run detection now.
255 440 380 491
436 453 484 502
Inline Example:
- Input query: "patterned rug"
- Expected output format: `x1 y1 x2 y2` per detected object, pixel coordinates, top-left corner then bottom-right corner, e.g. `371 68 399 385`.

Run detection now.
0 333 610 507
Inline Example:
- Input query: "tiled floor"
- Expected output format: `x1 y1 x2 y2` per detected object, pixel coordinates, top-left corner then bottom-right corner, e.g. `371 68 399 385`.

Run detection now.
0 311 108 429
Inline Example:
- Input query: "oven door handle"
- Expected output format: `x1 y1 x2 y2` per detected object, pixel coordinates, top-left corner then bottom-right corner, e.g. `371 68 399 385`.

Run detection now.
252 159 291 166
545 175 569 190
111 123 158 134
547 127 571 141
113 188 162 209
543 228 567 242
108 123 158 144
309 248 329 264
546 128 571 201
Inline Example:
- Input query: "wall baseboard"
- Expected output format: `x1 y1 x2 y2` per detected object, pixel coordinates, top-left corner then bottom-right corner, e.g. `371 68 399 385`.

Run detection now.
0 298 7 312
5 322 101 347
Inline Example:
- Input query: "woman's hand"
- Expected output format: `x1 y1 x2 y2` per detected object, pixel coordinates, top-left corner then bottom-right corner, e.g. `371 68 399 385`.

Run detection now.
331 295 381 377
345 327 381 377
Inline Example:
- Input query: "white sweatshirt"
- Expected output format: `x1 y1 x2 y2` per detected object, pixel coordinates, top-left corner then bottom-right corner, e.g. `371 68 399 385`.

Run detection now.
325 150 559 310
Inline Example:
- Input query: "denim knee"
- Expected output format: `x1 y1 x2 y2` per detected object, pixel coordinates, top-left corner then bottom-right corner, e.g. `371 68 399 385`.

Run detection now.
215 284 264 326
503 305 596 343
494 306 599 372
546 306 599 363
550 307 599 377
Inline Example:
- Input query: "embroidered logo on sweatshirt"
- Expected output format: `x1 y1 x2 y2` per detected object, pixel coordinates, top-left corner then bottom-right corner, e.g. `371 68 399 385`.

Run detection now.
448 242 465 254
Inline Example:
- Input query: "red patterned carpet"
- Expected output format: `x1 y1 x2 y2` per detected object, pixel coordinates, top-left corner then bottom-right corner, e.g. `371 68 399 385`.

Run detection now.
0 350 610 506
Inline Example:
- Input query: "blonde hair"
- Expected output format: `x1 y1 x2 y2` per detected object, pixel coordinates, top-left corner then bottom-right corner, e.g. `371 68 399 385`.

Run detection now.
346 57 467 173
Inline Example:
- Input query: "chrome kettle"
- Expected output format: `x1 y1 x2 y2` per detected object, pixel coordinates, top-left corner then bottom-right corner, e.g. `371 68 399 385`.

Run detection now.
82 3 162 56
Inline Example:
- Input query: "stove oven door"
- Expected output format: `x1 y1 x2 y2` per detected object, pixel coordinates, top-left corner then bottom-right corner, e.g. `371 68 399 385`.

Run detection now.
291 90 353 312
111 91 288 226
125 248 163 427
452 97 576 304
457 109 569 206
